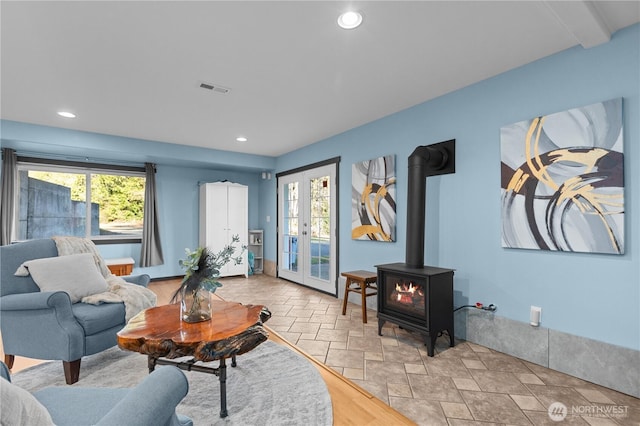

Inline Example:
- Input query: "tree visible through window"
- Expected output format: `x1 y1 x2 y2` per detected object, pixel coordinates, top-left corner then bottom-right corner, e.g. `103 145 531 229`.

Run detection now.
91 174 145 235
16 164 145 241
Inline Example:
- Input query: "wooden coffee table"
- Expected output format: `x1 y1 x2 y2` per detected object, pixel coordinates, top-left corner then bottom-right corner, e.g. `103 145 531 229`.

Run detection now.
117 300 271 418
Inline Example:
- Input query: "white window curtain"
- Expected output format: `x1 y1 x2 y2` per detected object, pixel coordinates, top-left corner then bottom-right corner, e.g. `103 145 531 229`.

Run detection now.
140 163 164 266
0 148 17 245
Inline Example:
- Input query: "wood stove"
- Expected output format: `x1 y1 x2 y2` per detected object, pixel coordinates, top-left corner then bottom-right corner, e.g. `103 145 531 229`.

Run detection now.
376 140 456 357
376 263 454 357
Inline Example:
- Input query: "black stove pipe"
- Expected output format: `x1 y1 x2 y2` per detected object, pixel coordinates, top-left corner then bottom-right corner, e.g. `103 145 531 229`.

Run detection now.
406 140 455 268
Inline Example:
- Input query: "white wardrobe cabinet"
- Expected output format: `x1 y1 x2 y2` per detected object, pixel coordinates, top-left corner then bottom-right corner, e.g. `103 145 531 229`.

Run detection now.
199 181 248 277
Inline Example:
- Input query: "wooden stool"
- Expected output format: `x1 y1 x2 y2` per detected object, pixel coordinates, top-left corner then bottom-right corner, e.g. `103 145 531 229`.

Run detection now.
341 270 378 323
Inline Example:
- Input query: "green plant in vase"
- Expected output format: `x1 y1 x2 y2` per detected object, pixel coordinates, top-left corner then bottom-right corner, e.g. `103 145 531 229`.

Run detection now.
171 235 246 323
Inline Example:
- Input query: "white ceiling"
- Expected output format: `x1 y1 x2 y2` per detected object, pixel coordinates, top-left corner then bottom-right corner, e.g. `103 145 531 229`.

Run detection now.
2 1 639 157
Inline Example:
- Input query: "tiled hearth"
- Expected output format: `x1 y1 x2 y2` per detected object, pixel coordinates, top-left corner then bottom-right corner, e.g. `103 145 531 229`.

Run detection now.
216 275 639 425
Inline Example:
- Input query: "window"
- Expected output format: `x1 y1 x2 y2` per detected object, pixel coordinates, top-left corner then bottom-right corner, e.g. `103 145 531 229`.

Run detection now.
15 159 145 243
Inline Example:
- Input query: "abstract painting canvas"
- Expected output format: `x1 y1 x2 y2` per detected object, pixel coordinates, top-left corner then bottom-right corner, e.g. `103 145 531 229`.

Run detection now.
352 154 396 241
501 98 624 254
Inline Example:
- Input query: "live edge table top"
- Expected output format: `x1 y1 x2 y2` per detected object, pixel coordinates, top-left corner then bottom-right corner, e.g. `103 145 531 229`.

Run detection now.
117 301 272 363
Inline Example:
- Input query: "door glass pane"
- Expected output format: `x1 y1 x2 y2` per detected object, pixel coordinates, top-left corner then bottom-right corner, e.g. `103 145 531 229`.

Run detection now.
308 175 330 281
282 182 299 273
282 235 299 272
17 170 87 240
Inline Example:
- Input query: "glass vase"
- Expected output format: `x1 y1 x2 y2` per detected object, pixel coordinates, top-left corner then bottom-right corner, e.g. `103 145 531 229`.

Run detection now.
180 285 212 323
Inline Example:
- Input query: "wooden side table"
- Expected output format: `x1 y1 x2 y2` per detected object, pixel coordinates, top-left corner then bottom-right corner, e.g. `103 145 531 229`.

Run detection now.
105 257 135 276
341 270 378 323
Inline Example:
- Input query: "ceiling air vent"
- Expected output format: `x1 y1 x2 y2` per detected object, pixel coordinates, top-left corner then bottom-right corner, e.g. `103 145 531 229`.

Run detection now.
198 81 231 94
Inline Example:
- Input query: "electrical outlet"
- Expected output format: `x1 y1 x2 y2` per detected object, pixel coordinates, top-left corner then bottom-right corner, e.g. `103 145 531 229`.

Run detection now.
530 306 541 326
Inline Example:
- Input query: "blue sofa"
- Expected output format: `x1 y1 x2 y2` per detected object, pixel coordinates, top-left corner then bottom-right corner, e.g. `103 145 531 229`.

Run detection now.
1 361 193 426
0 239 151 384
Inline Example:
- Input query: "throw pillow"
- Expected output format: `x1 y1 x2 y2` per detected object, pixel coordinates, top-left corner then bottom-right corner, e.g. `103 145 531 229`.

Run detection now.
15 253 109 303
0 379 55 426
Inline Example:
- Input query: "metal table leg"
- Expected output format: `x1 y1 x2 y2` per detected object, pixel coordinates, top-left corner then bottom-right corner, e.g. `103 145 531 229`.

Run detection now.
149 356 234 418
219 358 227 417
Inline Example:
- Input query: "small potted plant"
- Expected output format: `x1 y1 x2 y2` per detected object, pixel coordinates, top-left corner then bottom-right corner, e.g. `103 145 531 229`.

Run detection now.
171 235 246 323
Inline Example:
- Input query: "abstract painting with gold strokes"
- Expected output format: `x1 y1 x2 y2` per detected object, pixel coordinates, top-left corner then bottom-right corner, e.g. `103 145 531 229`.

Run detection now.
352 154 396 242
500 98 624 254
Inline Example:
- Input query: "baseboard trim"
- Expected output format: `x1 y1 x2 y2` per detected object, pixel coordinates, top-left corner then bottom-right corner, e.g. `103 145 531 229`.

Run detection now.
149 275 183 282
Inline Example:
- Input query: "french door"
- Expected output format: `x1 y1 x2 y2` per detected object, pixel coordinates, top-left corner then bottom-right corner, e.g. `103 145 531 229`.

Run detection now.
278 163 337 295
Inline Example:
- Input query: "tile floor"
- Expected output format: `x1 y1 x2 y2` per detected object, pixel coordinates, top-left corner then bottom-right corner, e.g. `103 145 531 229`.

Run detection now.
215 274 640 426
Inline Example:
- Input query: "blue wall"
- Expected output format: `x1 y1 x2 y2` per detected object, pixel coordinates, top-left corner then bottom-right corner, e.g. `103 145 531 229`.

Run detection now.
0 120 275 172
276 24 639 351
1 24 638 351
1 121 277 279
99 165 266 278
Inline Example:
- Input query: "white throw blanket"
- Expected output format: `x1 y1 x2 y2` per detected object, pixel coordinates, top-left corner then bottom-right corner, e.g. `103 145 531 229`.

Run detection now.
52 236 157 322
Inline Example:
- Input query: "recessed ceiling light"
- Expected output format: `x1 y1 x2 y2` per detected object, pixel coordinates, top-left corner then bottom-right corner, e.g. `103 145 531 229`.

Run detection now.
337 11 363 29
236 137 248 142
57 111 76 118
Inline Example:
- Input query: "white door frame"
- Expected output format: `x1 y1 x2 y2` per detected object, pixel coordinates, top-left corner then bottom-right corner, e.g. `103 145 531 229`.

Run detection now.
277 158 339 296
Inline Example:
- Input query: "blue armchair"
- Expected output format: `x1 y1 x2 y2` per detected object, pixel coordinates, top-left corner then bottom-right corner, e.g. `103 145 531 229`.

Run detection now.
1 361 193 426
0 239 152 384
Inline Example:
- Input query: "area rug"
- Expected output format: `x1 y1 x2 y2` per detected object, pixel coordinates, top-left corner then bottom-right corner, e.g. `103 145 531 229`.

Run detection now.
11 340 333 426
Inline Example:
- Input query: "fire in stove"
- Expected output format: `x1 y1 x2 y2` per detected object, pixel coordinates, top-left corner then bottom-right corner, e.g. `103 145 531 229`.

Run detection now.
391 281 425 309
